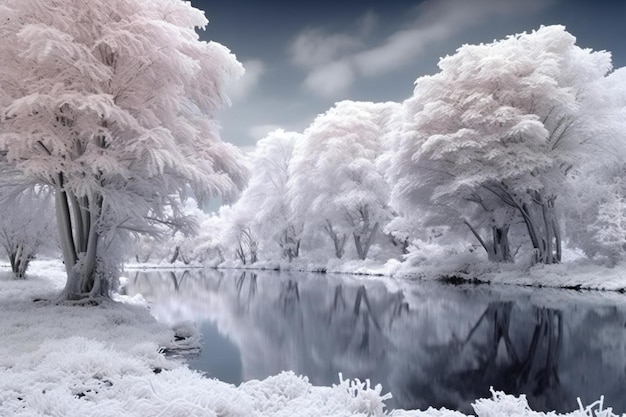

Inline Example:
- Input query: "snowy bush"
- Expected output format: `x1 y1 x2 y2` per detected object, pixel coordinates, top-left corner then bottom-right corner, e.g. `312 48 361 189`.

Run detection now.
0 188 56 278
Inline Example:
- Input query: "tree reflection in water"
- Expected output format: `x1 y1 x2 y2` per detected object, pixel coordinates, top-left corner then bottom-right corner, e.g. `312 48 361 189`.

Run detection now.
124 269 626 414
408 302 566 413
279 279 299 314
468 303 563 394
235 272 257 311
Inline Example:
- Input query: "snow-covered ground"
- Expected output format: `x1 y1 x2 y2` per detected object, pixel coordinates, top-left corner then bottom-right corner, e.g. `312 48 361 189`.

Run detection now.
0 259 623 416
207 249 626 292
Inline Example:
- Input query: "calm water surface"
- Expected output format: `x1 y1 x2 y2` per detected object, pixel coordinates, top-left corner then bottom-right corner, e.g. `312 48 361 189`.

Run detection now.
124 269 626 414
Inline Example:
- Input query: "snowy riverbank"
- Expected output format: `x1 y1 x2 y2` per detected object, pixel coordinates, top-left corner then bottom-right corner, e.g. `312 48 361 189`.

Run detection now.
205 250 626 293
0 260 623 416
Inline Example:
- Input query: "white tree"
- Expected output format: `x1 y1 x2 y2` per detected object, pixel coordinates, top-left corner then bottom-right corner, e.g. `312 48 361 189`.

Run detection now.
237 129 303 261
564 67 626 265
184 212 227 265
388 25 612 264
0 0 247 299
569 176 626 266
290 101 399 260
0 187 57 278
130 197 203 265
219 204 259 265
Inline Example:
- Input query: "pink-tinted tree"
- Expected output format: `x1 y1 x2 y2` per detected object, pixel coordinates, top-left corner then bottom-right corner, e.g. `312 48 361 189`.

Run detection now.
0 0 247 299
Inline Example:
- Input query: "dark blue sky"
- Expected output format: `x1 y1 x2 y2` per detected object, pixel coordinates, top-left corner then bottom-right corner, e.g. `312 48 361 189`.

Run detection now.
188 0 626 150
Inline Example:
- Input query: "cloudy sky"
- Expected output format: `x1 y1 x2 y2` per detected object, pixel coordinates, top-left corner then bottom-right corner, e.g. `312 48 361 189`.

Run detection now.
188 0 626 151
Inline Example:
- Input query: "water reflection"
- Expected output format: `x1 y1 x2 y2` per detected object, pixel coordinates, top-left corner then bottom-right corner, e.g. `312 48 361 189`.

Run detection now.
125 269 626 414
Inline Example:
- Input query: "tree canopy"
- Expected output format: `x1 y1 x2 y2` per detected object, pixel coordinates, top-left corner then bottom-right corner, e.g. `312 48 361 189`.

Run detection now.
388 25 612 264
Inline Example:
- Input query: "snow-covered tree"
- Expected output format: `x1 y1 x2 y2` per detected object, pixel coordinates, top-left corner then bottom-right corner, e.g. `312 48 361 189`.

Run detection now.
207 202 259 265
130 197 203 265
564 67 626 264
0 0 247 299
587 188 626 264
388 25 612 264
0 188 56 278
290 101 399 260
184 212 227 265
233 129 302 262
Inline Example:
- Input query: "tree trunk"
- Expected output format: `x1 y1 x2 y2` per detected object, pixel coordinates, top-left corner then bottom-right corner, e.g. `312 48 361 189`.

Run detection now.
389 235 410 255
170 246 180 264
279 226 300 262
324 220 347 259
333 234 347 259
464 221 512 262
353 222 379 260
488 184 560 265
55 186 106 301
490 225 512 262
541 200 554 264
523 193 560 265
55 188 77 280
235 227 258 264
9 244 32 279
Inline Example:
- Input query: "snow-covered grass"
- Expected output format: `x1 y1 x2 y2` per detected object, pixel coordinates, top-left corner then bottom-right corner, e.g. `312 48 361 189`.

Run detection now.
1 259 624 416
389 250 626 291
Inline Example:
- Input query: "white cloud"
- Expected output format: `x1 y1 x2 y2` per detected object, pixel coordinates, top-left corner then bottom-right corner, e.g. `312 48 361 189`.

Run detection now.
290 30 362 69
226 59 265 102
303 61 355 98
353 22 454 77
290 0 556 98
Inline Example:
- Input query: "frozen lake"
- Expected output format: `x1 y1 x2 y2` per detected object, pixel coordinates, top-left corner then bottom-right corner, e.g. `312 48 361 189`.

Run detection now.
124 269 626 414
